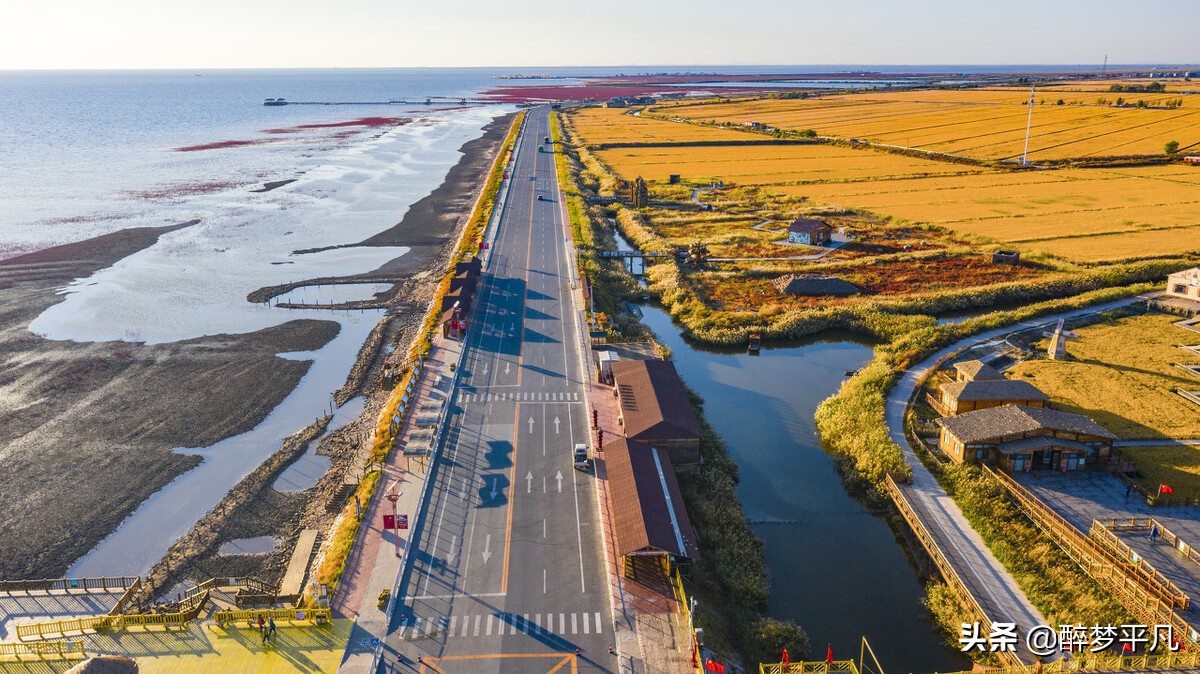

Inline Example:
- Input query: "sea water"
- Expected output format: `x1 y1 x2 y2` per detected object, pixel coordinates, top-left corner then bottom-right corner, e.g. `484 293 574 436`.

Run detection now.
0 69 523 574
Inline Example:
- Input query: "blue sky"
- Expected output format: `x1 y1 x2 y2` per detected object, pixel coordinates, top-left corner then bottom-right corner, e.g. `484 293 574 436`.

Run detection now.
3 0 1197 69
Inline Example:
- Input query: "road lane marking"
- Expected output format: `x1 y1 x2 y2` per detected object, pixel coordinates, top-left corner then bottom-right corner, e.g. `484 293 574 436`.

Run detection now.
473 614 481 637
583 611 589 634
522 614 530 635
595 612 602 633
543 568 547 594
571 612 577 634
559 613 566 634
501 402 520 594
449 615 457 635
486 614 493 636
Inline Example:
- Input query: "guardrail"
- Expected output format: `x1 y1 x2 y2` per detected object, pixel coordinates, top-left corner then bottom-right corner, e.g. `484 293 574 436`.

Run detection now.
1107 516 1200 575
760 661 858 674
0 640 86 659
15 611 192 640
213 607 332 627
984 466 1198 648
0 576 138 595
932 649 1200 674
1088 519 1190 608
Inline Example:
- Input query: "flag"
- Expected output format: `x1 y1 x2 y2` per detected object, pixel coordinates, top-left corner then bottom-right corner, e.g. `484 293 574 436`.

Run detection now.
782 647 789 665
826 644 834 664
705 658 726 673
1160 483 1174 495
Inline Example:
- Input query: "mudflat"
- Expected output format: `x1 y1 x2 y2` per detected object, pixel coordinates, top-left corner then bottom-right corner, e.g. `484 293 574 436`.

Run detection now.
0 224 340 579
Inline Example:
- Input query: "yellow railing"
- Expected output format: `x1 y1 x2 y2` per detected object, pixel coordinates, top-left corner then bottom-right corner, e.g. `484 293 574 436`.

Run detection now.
213 607 332 627
760 660 858 674
0 640 86 659
936 650 1200 674
15 610 193 640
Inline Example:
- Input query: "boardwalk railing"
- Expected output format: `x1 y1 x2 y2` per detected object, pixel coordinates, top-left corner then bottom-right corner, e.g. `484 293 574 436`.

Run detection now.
884 475 1023 666
15 611 193 641
935 650 1200 674
1107 516 1200 574
0 640 86 659
212 607 331 627
1088 519 1190 608
0 576 138 595
760 660 858 674
984 467 1198 648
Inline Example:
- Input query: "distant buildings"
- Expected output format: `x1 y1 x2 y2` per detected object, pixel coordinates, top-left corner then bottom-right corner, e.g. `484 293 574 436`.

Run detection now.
786 217 831 245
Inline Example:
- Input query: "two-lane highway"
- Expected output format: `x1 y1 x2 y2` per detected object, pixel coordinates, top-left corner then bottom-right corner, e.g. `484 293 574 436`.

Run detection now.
380 108 615 674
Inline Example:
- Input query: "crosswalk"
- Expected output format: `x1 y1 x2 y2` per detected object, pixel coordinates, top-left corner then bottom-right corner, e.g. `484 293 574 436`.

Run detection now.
457 391 580 403
398 610 604 641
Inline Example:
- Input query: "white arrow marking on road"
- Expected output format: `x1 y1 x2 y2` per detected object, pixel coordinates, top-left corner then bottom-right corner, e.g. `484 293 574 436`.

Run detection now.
526 471 533 494
460 477 468 500
490 477 499 500
505 362 511 375
482 363 489 376
528 416 535 434
447 535 458 564
555 471 563 493
553 417 561 433
482 534 493 564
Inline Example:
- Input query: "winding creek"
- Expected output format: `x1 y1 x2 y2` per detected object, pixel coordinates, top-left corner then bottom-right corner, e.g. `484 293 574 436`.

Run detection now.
635 302 968 671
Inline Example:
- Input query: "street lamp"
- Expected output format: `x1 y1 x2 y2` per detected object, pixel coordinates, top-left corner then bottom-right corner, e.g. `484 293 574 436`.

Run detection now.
386 479 403 558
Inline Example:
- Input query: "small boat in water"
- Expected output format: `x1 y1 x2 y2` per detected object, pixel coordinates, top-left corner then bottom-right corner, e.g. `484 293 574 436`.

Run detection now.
748 333 762 354
263 98 287 106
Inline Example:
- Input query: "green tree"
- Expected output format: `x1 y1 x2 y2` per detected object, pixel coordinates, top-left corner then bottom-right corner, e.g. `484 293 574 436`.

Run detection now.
1137 99 1147 108
1116 97 1125 106
1056 98 1065 105
749 617 811 665
1165 140 1180 155
800 129 817 138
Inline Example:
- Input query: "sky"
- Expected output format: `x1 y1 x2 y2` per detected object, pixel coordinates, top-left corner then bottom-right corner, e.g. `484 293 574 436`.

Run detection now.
3 0 1198 70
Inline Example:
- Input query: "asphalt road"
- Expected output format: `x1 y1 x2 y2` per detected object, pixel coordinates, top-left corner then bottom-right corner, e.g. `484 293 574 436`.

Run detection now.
379 108 615 674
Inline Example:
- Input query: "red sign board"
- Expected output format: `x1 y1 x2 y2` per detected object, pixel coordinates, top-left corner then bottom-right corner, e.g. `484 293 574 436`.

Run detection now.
397 514 409 530
480 242 490 250
383 514 409 530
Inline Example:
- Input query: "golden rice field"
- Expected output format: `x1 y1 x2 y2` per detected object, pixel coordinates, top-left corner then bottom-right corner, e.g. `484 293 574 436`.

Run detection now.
832 86 1192 107
595 143 992 185
568 106 753 144
776 165 1200 260
659 94 1200 160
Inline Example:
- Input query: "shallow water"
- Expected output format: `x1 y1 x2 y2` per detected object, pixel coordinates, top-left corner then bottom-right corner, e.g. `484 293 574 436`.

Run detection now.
273 283 394 306
273 395 368 492
638 305 968 673
68 309 384 577
218 536 280 556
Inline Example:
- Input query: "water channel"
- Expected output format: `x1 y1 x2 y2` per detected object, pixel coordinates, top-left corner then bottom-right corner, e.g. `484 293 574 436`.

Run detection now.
611 218 966 670
638 306 967 672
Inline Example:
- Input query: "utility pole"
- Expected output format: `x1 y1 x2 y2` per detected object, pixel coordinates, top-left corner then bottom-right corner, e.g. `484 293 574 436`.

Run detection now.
1102 54 1108 75
1021 85 1035 166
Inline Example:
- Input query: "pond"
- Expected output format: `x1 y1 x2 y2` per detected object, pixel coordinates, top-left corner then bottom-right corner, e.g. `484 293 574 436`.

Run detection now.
273 282 393 306
638 304 968 673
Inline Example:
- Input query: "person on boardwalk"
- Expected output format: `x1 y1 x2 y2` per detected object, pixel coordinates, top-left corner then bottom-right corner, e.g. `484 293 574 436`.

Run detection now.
258 615 268 645
1150 524 1160 542
268 616 277 643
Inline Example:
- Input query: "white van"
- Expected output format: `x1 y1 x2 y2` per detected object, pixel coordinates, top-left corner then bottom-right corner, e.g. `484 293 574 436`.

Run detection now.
573 443 590 471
